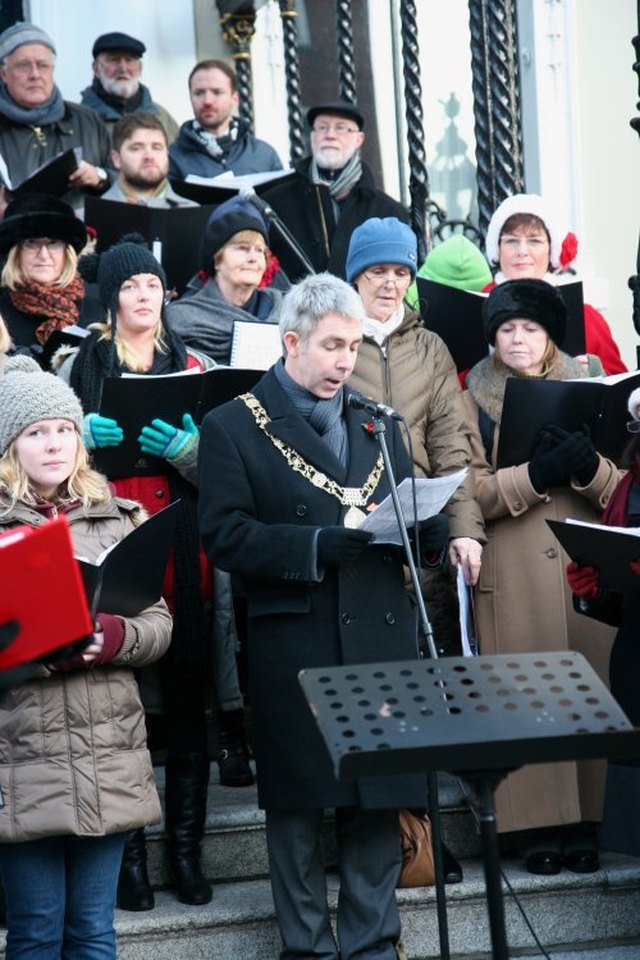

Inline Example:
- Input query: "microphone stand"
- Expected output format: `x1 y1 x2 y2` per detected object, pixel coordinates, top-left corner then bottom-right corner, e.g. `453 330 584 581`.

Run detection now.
244 191 317 278
367 415 451 960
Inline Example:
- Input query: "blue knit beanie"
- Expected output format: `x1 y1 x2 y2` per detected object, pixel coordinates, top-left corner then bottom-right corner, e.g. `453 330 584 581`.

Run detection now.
346 217 417 283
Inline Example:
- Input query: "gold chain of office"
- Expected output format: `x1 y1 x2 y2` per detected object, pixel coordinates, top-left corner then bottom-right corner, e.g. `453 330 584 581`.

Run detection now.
239 393 384 508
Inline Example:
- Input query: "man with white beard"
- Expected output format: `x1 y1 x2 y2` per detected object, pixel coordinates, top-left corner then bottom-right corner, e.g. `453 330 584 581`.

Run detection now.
81 32 179 143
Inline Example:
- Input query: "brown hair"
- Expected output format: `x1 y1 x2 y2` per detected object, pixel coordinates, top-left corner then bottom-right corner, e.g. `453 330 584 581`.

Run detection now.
500 214 550 244
112 111 168 152
188 58 237 92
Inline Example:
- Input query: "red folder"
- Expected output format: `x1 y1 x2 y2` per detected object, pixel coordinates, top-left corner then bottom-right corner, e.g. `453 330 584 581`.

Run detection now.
0 517 93 669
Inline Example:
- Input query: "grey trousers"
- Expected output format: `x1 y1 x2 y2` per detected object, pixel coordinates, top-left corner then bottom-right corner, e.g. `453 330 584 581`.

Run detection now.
265 806 402 960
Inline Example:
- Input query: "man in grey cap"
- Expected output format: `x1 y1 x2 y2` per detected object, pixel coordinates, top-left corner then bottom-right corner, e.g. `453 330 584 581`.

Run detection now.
0 21 112 210
260 101 410 282
81 32 179 143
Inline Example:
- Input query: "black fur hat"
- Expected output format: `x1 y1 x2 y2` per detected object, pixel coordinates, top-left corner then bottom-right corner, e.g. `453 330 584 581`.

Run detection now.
0 194 87 256
482 278 567 347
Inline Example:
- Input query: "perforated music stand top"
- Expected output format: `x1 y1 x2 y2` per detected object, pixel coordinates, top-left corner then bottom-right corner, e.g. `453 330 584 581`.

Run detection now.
298 653 640 781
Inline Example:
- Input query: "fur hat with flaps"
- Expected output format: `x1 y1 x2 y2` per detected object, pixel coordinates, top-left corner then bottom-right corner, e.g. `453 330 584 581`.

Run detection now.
0 354 83 456
199 197 268 276
482 278 567 347
79 233 166 319
0 194 87 257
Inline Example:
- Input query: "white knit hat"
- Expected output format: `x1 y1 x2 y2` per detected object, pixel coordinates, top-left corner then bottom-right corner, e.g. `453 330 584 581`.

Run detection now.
485 193 567 269
627 387 640 421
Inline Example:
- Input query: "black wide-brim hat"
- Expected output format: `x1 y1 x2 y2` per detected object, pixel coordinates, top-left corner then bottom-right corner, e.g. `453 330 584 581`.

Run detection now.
482 278 567 347
0 194 87 256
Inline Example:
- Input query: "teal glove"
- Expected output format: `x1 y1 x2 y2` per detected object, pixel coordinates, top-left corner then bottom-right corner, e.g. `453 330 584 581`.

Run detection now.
82 413 124 449
138 413 198 462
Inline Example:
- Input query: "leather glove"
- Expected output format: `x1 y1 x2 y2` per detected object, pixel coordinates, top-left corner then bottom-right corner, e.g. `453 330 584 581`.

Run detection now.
565 430 599 486
566 560 600 599
411 512 450 563
138 413 198 462
82 413 123 450
317 527 373 566
528 440 573 492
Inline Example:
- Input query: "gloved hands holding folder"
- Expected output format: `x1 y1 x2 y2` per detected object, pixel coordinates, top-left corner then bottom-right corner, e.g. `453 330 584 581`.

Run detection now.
138 414 198 462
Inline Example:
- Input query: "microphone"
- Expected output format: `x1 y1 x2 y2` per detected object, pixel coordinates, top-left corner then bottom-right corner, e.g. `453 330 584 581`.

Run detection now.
239 186 277 221
347 392 404 421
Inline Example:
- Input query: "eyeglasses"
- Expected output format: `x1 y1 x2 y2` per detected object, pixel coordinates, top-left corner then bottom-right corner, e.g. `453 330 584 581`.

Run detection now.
21 239 66 253
627 419 640 434
312 122 359 136
5 59 54 75
362 266 412 285
499 235 549 250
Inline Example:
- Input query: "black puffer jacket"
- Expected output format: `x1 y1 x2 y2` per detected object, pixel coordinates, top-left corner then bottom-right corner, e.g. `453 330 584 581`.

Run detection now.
260 156 410 282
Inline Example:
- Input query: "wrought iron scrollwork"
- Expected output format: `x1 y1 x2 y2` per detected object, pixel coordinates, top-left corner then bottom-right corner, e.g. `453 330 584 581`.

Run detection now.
630 15 640 341
335 0 357 105
399 0 429 262
468 0 524 242
278 1 305 164
217 7 257 128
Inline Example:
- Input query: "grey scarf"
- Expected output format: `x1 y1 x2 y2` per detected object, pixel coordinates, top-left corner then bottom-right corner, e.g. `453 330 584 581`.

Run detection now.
274 360 348 466
0 81 65 127
310 150 363 202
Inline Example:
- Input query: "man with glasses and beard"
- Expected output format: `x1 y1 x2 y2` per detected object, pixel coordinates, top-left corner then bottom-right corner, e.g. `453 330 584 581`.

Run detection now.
260 101 411 282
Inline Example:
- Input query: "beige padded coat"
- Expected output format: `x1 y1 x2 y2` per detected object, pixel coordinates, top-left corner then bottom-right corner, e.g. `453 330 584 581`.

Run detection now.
0 494 172 843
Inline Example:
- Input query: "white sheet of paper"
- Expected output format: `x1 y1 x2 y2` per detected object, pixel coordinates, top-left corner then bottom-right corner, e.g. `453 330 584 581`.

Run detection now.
457 565 479 656
358 470 467 544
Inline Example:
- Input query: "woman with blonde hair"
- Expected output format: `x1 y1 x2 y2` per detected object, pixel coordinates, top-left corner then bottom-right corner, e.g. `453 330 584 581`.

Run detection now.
0 356 171 959
0 194 104 365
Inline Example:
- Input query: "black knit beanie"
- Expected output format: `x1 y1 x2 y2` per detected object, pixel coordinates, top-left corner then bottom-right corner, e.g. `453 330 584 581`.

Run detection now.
482 278 567 347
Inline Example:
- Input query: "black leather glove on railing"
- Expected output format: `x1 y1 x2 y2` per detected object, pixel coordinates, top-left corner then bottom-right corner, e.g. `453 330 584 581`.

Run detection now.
317 527 373 566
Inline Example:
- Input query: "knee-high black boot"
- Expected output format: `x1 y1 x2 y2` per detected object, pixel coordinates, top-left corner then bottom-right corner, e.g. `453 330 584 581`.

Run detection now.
117 827 155 911
164 752 213 905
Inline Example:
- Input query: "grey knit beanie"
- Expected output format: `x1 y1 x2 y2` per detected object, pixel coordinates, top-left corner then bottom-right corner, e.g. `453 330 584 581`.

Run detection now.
0 355 83 455
0 22 56 62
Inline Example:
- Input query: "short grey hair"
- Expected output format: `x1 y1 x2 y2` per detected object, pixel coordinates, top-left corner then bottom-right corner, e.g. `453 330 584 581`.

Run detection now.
279 272 364 345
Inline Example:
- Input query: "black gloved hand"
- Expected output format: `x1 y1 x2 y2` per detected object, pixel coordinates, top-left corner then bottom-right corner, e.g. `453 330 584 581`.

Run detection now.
317 527 373 566
528 424 579 492
411 512 450 562
565 429 599 486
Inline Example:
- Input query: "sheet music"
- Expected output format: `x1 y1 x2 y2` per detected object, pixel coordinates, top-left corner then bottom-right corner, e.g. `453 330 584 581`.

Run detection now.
230 320 282 370
457 566 479 656
358 470 466 544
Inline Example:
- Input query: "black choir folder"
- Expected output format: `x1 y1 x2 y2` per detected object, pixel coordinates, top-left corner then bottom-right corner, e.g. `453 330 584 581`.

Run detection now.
0 517 94 670
415 278 586 373
84 198 215 296
93 366 262 477
547 518 640 593
497 369 640 469
77 501 180 618
1 147 80 198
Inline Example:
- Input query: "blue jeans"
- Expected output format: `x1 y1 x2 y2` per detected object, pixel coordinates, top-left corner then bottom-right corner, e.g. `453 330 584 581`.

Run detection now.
0 832 126 960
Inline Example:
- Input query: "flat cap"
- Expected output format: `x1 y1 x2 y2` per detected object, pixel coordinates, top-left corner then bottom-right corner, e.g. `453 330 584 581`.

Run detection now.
306 101 364 131
92 32 146 58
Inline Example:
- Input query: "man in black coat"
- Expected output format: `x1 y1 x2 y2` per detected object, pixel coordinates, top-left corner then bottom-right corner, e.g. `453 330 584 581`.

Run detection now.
260 101 411 282
198 273 446 960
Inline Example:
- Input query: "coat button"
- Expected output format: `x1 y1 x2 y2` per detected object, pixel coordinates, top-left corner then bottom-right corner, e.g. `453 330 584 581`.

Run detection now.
385 612 396 624
296 504 307 517
155 489 165 499
341 613 351 625
545 547 558 558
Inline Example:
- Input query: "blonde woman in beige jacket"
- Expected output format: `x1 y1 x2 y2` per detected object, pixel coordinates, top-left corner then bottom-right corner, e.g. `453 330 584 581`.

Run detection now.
0 356 171 960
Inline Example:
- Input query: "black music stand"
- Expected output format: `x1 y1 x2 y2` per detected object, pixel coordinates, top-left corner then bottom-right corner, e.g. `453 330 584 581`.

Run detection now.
299 652 640 960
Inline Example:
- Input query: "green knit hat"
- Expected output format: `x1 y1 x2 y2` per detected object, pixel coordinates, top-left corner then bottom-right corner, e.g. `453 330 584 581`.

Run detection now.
0 355 83 455
405 234 492 309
